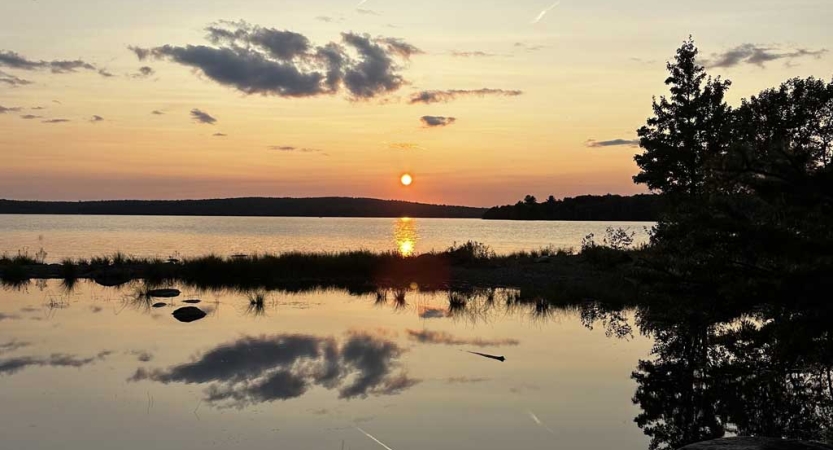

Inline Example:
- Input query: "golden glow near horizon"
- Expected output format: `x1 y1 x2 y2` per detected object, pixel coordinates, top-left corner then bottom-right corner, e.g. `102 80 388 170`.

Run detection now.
400 173 413 187
1 0 831 205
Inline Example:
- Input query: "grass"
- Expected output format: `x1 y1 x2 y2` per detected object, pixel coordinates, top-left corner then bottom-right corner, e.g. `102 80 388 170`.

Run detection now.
0 240 641 306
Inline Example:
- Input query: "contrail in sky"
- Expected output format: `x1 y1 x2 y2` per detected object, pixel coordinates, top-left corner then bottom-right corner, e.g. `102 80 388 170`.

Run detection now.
356 427 396 450
527 410 557 435
531 1 560 24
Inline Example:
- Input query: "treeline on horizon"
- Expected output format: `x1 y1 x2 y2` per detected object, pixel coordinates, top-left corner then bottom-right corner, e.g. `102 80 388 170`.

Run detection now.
0 197 486 219
0 195 662 220
483 194 662 221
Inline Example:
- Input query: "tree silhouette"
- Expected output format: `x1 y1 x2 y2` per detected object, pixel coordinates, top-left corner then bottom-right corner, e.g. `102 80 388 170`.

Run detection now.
634 37 732 197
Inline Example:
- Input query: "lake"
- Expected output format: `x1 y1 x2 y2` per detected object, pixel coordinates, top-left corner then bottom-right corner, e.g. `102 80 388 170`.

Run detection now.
0 215 654 262
0 280 654 450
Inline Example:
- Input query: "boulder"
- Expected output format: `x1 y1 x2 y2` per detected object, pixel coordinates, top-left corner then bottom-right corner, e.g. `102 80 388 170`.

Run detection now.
172 306 206 323
151 302 167 308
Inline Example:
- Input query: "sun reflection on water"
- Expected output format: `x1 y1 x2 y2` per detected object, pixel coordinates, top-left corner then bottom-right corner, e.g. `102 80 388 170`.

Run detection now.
394 217 418 256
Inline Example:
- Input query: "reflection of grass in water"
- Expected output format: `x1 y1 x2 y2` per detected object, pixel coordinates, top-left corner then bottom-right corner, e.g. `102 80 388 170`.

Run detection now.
246 291 267 317
392 289 408 311
530 298 555 323
374 290 387 306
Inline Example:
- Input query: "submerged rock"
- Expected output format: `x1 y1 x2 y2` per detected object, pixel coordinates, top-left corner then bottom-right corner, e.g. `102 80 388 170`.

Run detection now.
172 306 206 323
147 288 181 298
679 438 833 450
151 302 167 308
183 299 201 304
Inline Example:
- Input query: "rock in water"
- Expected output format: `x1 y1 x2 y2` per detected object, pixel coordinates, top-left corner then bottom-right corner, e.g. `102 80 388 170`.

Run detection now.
152 302 167 308
172 306 206 323
679 438 833 450
183 299 201 304
147 288 181 298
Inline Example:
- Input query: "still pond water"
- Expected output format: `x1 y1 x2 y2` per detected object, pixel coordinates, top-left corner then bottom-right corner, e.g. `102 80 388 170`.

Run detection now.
0 215 653 261
0 281 653 450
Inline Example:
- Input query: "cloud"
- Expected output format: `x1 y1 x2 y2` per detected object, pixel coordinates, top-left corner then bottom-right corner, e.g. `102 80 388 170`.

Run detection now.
90 115 104 123
151 110 164 115
514 42 547 52
98 68 114 77
190 108 217 124
0 70 32 86
376 37 424 59
451 51 498 58
420 115 456 127
0 105 22 114
268 145 327 155
387 142 422 151
409 88 523 104
341 32 410 99
42 118 70 124
315 16 344 23
0 340 30 355
0 351 111 376
585 138 640 148
531 2 560 24
131 66 155 78
0 50 96 73
128 333 419 407
129 22 420 100
20 114 41 120
356 8 380 15
213 132 227 137
705 44 827 68
405 330 520 347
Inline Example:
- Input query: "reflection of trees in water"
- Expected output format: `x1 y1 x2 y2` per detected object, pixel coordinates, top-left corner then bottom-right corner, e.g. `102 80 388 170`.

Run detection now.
621 303 833 450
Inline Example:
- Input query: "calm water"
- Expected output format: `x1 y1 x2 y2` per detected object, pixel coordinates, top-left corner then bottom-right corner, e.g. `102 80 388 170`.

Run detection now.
0 215 653 262
0 281 653 450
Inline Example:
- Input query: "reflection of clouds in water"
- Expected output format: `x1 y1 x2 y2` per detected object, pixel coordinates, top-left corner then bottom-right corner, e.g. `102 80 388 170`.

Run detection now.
0 351 112 375
0 340 31 355
127 350 154 362
418 306 448 319
406 329 520 347
0 313 20 321
129 332 419 407
393 218 418 256
446 376 490 384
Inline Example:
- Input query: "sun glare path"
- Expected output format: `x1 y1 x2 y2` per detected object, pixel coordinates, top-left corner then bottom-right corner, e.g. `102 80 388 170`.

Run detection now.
400 173 413 186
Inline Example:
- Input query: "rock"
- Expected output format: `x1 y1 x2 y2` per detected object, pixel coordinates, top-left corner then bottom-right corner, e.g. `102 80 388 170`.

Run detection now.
183 299 201 304
679 437 833 450
172 306 206 323
94 273 131 287
152 302 167 308
146 288 181 298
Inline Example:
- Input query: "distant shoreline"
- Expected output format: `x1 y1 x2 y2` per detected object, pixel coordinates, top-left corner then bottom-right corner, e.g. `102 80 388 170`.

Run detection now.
0 197 486 219
0 195 661 222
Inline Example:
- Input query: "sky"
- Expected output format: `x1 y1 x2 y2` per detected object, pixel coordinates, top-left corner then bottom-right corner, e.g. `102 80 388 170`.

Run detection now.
0 0 831 207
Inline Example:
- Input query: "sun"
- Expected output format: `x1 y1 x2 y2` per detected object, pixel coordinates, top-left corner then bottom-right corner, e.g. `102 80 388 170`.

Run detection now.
400 173 413 186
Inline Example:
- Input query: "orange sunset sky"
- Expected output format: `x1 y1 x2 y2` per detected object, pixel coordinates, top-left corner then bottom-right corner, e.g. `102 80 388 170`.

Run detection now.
1 0 831 206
